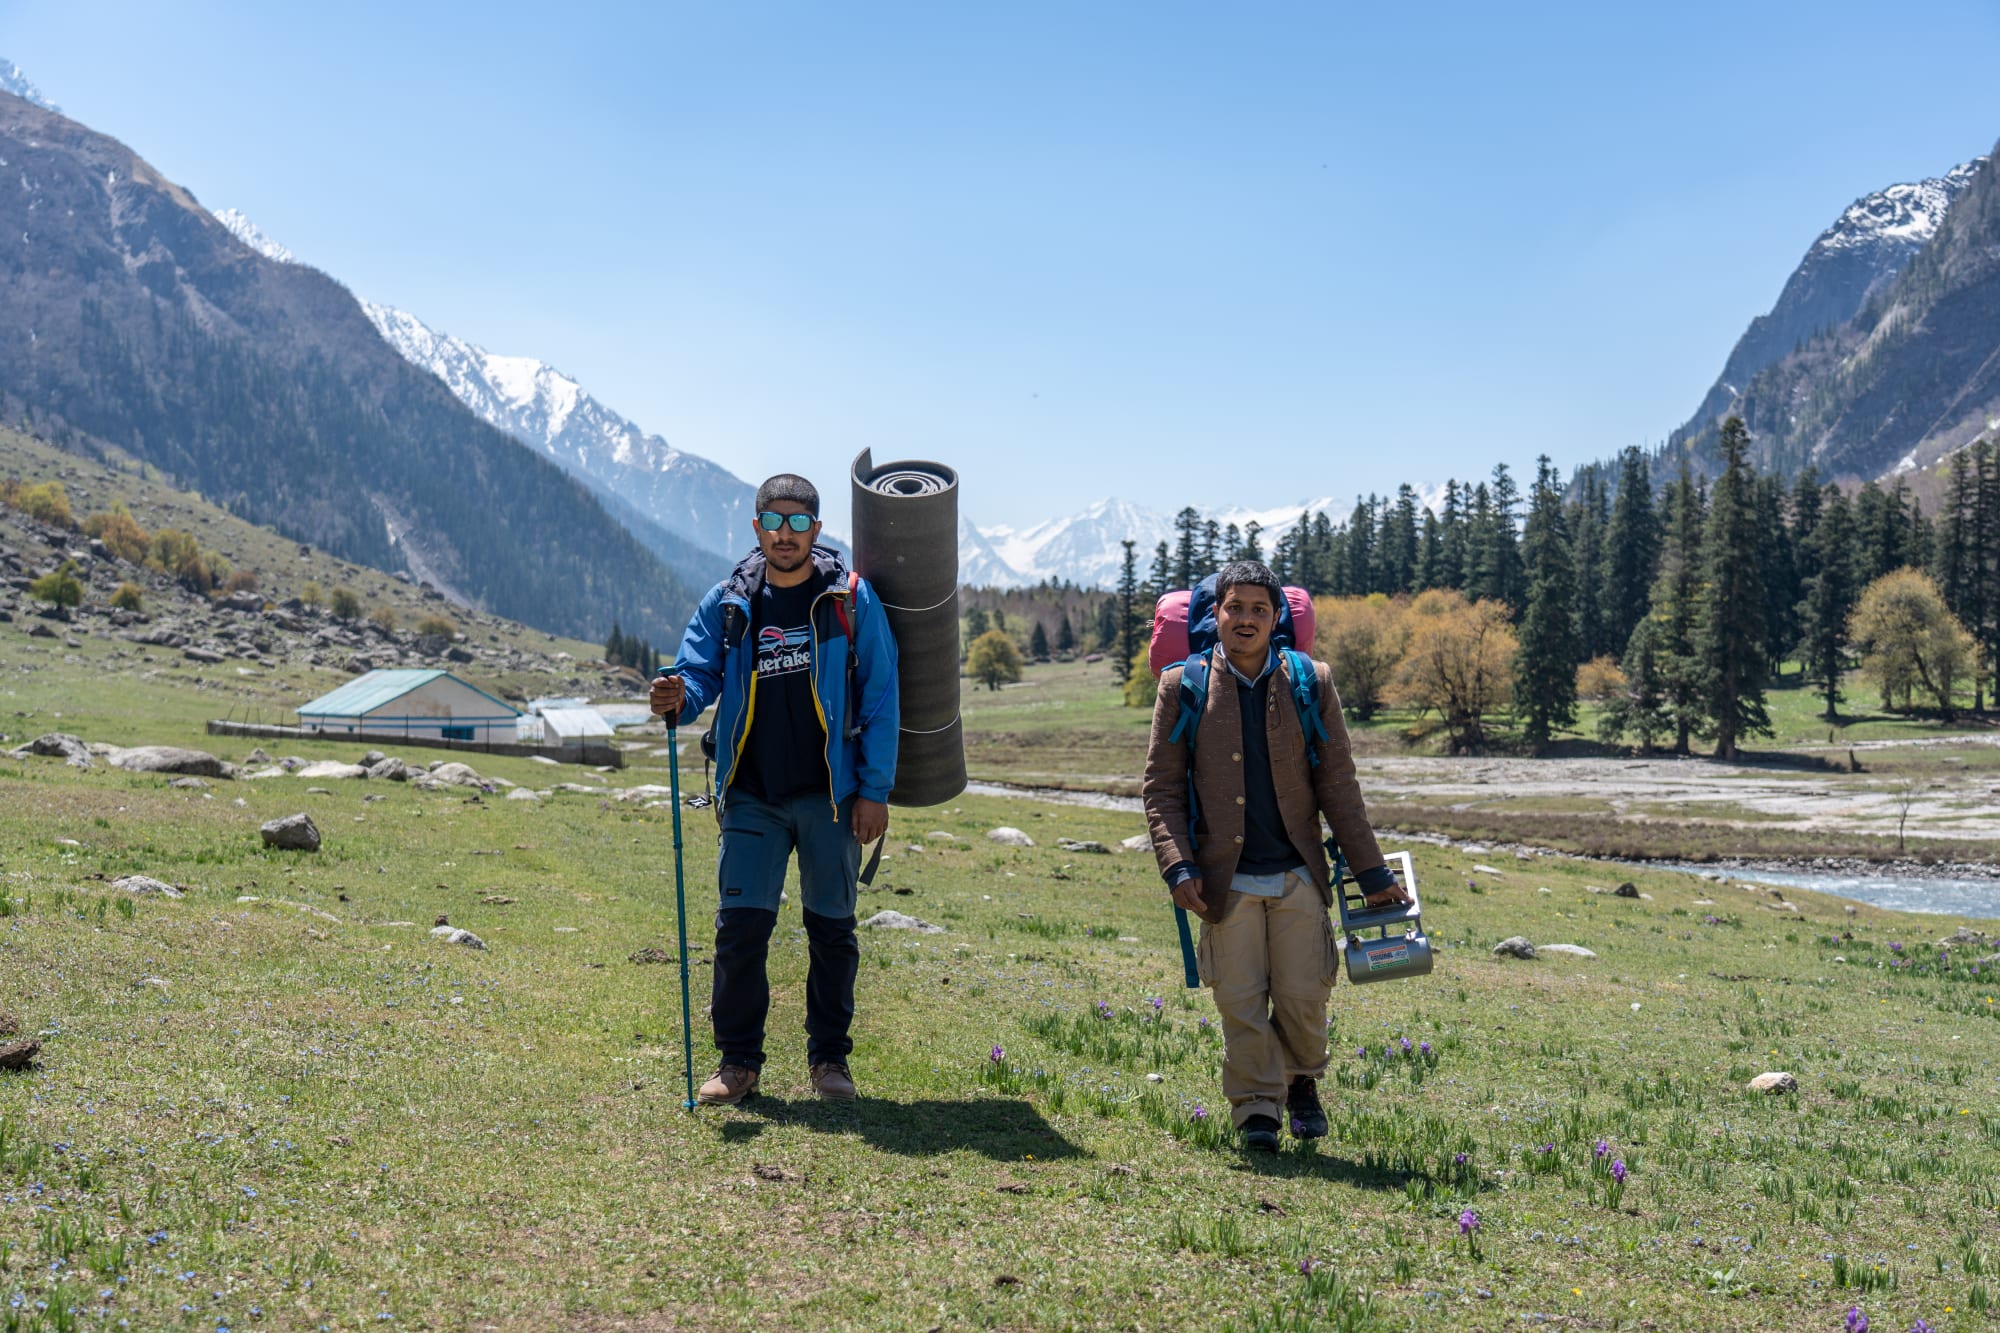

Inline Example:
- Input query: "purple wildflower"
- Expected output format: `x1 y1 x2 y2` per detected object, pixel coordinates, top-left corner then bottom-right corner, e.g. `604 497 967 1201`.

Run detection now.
1149 996 1164 1013
1539 1143 1555 1155
1458 1208 1479 1235
989 1044 1004 1065
1291 1118 1305 1136
1910 1320 1932 1333
1611 1158 1627 1184
1594 1139 1610 1159
1453 1152 1469 1166
1383 1044 1395 1058
1399 1036 1414 1054
1190 1104 1208 1122
1889 942 1903 953
1095 1000 1113 1019
1299 1257 1317 1276
1845 1308 1868 1333
1419 1040 1432 1057
1357 1045 1369 1059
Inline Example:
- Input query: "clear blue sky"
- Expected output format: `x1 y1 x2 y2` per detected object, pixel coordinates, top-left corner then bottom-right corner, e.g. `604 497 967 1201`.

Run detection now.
7 2 1999 535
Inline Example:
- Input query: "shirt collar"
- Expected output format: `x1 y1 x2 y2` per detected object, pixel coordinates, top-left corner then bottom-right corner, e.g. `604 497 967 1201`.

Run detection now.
1223 646 1277 687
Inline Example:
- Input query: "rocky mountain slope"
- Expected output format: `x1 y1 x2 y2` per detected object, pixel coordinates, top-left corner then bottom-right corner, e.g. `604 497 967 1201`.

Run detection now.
0 89 698 641
1669 160 1983 461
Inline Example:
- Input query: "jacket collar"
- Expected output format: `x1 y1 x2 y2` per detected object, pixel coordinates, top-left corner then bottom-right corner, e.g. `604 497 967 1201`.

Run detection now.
723 543 849 601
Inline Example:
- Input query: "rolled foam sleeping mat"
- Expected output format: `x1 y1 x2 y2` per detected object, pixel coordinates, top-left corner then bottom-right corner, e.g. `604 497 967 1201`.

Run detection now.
851 448 968 807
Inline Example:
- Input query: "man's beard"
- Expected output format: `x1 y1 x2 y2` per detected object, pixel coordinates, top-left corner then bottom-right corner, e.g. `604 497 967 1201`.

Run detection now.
767 543 811 572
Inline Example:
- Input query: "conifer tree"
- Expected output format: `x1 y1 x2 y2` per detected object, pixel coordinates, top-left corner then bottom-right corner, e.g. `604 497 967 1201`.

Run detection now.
1694 417 1772 758
1377 484 1419 594
1604 446 1658 653
1975 440 2000 708
1201 520 1221 575
1435 480 1467 591
1755 473 1800 677
1344 499 1374 595
1796 485 1859 720
1115 540 1140 682
1029 620 1050 661
1056 613 1075 654
1414 507 1443 590
1648 455 1707 754
1484 463 1526 611
965 606 990 640
604 620 625 666
1599 616 1673 752
1516 456 1582 748
1148 540 1172 600
1173 507 1203 589
1569 472 1609 659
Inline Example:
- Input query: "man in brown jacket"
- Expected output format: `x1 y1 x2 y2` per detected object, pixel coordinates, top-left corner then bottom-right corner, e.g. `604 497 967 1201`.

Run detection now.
1143 560 1405 1151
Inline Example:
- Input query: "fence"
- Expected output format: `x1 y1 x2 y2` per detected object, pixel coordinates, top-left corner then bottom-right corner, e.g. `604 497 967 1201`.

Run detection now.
204 717 626 769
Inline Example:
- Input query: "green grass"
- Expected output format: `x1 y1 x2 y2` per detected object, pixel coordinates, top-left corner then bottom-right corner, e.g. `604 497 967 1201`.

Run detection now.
6 693 2000 1329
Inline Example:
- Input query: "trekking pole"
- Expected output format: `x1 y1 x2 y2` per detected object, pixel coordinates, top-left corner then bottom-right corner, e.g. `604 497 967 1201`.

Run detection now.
659 668 697 1112
1173 905 1200 990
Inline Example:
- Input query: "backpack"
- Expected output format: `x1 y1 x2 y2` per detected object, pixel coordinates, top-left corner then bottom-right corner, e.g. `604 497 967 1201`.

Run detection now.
1161 572 1327 773
1150 580 1316 674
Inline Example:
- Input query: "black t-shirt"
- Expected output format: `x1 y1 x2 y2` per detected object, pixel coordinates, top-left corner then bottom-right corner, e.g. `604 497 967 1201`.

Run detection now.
731 577 830 803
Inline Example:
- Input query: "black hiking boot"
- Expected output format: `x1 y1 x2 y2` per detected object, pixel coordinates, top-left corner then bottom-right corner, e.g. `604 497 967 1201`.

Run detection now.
1241 1114 1281 1152
1287 1077 1328 1140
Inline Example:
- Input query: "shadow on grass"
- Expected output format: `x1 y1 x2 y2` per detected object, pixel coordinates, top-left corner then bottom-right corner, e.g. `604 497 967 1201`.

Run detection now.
718 1095 1087 1160
1240 1147 1417 1191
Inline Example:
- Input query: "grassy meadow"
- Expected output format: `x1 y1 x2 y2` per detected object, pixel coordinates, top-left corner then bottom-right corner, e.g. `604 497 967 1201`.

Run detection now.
4 623 2000 1332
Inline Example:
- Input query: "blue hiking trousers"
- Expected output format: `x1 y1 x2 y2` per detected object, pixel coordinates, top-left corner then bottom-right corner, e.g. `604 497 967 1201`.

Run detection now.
710 789 861 1070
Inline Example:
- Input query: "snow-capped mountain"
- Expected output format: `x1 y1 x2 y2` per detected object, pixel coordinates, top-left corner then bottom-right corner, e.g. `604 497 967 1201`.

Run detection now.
1670 159 1984 456
212 208 294 264
211 207 757 564
0 60 59 113
358 302 756 561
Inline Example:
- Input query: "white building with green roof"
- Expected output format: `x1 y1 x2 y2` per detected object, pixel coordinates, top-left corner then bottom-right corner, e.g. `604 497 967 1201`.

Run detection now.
297 669 519 744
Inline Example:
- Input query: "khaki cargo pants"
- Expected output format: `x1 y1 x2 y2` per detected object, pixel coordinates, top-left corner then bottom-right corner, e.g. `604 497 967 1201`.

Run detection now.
1196 870 1338 1128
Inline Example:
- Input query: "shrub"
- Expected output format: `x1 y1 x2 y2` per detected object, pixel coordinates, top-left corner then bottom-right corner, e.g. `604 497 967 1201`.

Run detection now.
109 582 145 612
965 628 1023 691
416 614 458 639
29 561 84 619
147 529 217 595
369 605 399 632
328 587 363 620
222 569 260 596
1849 568 1977 717
1387 589 1517 753
1122 648 1157 708
83 506 151 562
1314 593 1410 720
1575 654 1626 702
300 581 325 609
8 480 75 528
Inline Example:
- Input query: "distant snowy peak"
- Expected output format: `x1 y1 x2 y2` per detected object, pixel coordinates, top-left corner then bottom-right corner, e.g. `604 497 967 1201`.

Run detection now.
1815 159 1984 255
363 301 591 449
213 207 295 264
0 60 60 113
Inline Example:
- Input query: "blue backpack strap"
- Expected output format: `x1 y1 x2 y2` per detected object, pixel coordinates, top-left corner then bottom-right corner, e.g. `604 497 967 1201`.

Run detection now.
1168 653 1209 752
1281 648 1326 769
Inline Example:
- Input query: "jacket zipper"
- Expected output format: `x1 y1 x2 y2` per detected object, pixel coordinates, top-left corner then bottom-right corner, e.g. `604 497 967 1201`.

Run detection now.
808 583 840 821
720 593 755 813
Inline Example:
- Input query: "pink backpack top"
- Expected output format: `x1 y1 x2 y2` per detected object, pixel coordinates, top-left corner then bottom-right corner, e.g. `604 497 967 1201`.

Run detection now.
1149 584 1316 674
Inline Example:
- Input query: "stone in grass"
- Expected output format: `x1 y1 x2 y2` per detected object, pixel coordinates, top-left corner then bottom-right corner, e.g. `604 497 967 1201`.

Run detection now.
505 788 542 802
25 732 92 769
260 812 322 852
366 757 409 782
1747 1071 1798 1094
1613 882 1641 898
1120 833 1151 852
295 760 369 780
0 1012 17 1037
1056 838 1110 854
110 746 232 778
987 827 1035 847
1536 943 1597 958
168 777 209 790
431 926 486 950
629 946 674 965
114 875 184 898
0 1039 40 1071
1491 936 1537 960
861 910 945 934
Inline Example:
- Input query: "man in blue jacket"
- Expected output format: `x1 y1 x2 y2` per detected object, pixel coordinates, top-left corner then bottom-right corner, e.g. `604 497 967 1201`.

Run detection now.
651 474 899 1104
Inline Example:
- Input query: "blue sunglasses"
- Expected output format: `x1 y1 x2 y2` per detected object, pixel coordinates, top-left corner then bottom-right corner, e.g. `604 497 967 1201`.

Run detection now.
757 511 816 532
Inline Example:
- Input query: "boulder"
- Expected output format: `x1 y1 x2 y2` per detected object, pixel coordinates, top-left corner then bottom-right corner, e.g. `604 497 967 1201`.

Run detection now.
1056 838 1110 854
0 1039 40 1071
1491 936 1537 960
430 926 487 950
1747 1071 1798 1094
295 761 370 780
365 757 409 781
259 813 322 852
114 875 184 898
505 788 542 802
1613 882 1641 898
1536 943 1597 958
245 747 274 764
25 732 92 769
183 647 225 665
110 746 231 778
862 910 945 934
359 750 387 766
416 762 487 789
168 777 209 790
1120 833 1151 852
987 827 1036 847
616 785 676 803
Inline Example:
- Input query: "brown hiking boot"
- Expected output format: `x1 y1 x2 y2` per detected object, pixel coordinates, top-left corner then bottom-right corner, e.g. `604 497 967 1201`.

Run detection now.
696 1064 759 1106
809 1062 856 1100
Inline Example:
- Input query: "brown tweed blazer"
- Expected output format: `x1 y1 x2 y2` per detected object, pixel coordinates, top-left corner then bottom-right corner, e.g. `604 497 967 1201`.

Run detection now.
1142 646 1387 925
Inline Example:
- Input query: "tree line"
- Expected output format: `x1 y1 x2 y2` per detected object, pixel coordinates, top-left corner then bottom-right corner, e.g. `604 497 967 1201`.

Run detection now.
1101 417 2000 755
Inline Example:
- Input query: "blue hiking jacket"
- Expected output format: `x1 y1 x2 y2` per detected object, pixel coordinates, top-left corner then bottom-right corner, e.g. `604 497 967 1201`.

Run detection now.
671 545 900 813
